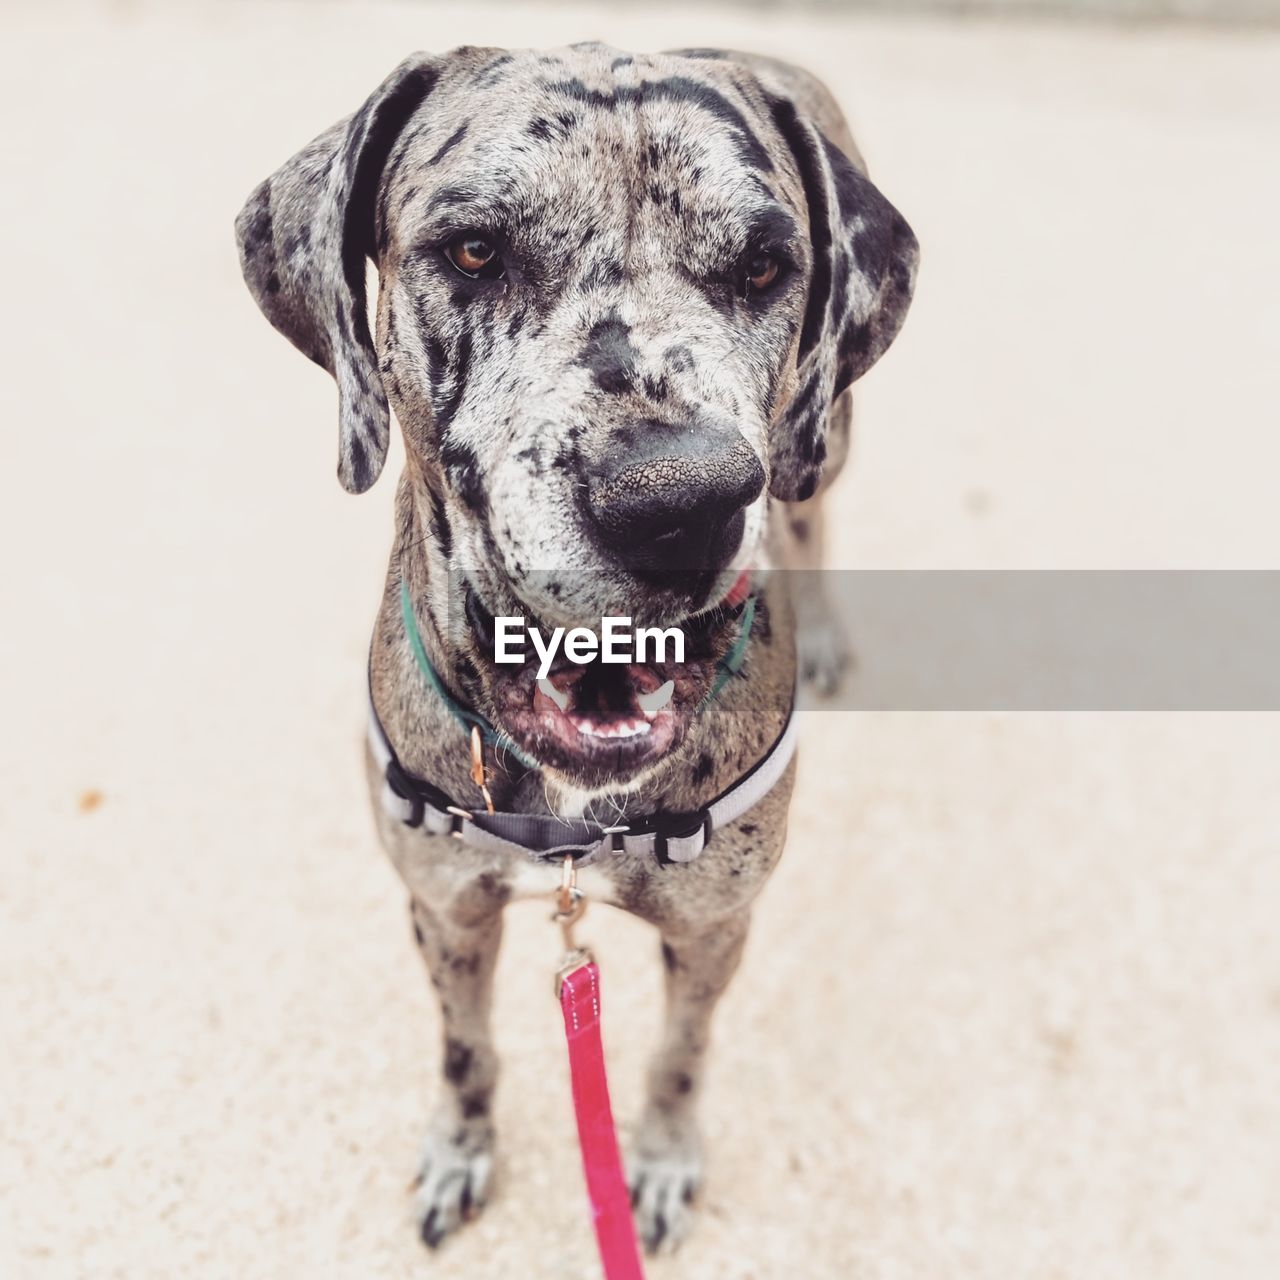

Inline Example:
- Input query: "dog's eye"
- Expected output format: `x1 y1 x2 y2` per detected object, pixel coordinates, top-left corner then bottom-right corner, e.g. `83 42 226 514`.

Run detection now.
445 234 503 280
742 252 781 296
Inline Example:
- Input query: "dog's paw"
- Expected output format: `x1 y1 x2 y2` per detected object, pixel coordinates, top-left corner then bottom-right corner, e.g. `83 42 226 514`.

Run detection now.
798 612 854 698
413 1121 495 1249
627 1140 704 1255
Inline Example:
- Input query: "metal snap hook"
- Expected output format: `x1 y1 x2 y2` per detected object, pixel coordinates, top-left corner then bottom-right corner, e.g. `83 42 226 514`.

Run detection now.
551 854 592 995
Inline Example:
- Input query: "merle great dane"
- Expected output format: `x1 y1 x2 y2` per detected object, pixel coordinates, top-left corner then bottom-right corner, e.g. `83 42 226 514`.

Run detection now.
236 43 916 1253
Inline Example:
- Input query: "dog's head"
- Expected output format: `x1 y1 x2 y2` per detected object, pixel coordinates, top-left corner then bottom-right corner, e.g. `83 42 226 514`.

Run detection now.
237 45 916 786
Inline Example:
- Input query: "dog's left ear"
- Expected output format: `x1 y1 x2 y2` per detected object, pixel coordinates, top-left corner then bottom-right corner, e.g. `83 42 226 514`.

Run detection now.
768 99 920 501
235 54 442 494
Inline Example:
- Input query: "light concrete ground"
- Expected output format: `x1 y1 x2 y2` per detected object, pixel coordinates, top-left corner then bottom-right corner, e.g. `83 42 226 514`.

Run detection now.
2 2 1279 1277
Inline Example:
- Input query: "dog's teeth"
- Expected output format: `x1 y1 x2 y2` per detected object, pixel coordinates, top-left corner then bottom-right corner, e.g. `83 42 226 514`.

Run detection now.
537 677 570 712
572 717 652 740
636 679 675 718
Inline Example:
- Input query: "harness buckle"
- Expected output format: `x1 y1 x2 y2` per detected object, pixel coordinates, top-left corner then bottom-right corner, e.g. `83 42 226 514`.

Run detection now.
628 809 712 863
384 758 454 829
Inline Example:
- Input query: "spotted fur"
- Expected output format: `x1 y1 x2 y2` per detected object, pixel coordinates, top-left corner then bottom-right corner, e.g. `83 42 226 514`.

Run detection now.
236 44 915 588
236 42 916 1254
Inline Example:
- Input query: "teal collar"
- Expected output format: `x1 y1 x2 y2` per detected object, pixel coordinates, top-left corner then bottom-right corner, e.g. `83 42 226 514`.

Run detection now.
398 578 757 773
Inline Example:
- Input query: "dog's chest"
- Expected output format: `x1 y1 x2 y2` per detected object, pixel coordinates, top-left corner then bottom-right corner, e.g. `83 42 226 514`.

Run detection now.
508 858 620 905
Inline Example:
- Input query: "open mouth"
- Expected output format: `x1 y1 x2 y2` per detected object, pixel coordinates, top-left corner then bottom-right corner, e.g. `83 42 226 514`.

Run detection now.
531 659 681 767
462 575 749 781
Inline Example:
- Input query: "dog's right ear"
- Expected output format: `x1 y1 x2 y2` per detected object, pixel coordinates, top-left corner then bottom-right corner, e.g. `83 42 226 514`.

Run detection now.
235 54 442 494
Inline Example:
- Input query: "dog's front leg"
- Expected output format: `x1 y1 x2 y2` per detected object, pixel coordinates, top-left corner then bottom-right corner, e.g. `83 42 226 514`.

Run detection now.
408 894 503 1248
629 909 751 1253
784 495 854 697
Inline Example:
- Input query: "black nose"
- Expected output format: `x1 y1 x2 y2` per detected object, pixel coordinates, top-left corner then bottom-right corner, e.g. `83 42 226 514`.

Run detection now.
585 422 765 576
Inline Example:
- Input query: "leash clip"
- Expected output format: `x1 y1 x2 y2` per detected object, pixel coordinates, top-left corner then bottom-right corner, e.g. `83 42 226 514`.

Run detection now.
552 855 593 996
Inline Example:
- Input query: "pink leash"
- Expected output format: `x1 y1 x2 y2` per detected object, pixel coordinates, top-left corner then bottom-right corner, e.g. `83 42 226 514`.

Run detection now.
553 858 646 1279
560 962 646 1279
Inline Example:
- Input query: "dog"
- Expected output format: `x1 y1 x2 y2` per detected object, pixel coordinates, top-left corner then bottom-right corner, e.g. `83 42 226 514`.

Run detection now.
236 42 916 1253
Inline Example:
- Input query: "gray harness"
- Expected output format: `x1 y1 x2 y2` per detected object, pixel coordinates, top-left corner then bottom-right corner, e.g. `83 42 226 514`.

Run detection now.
367 690 798 868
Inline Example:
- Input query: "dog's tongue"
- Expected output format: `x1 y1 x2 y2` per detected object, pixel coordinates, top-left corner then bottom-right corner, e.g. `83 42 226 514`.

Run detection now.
721 569 752 609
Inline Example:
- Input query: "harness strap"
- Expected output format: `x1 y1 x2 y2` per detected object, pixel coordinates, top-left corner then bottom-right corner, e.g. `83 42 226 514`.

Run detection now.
367 682 798 866
700 593 756 706
399 580 541 770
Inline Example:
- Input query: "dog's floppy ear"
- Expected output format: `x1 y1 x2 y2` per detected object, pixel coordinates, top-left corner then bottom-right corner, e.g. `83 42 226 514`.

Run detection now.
235 54 441 493
768 98 919 501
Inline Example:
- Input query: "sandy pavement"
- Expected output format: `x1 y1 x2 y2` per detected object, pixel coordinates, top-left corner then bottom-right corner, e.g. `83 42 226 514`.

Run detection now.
2 2 1279 1277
